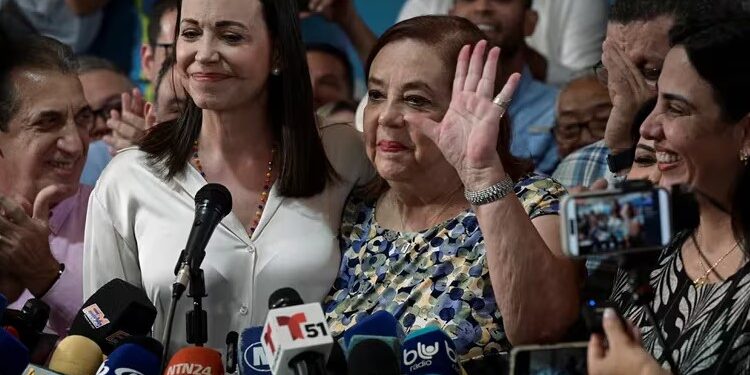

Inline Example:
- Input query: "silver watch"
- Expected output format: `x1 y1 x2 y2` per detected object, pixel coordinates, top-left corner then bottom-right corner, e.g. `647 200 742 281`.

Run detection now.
464 176 515 206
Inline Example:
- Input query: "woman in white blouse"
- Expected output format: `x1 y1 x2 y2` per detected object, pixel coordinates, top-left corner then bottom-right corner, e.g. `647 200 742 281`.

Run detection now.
83 0 372 352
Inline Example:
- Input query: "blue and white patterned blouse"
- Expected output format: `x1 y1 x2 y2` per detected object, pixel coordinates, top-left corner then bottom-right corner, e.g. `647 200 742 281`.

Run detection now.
323 174 566 359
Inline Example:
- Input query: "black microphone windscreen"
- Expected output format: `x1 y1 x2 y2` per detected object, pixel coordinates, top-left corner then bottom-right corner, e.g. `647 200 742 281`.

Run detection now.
347 339 400 375
268 287 304 309
69 279 157 354
195 183 232 216
116 335 164 360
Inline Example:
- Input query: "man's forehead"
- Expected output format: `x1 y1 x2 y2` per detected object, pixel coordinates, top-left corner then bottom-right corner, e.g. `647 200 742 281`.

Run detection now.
13 70 88 116
607 16 673 47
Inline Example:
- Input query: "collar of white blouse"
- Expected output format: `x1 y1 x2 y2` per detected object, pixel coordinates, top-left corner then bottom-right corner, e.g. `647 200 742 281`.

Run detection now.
171 162 284 245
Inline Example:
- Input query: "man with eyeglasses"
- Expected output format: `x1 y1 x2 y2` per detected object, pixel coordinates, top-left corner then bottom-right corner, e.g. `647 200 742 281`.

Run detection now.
77 56 135 185
0 35 93 336
140 0 177 93
551 0 708 189
551 73 612 187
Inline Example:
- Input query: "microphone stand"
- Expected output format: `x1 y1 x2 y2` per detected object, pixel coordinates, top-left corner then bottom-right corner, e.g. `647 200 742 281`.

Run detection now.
161 250 209 371
186 264 208 346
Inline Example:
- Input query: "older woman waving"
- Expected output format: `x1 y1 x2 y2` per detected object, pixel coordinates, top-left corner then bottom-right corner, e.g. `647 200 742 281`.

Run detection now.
324 16 581 358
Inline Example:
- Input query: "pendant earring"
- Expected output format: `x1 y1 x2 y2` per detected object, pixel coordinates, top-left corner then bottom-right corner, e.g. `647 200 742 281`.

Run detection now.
271 67 281 76
741 151 749 166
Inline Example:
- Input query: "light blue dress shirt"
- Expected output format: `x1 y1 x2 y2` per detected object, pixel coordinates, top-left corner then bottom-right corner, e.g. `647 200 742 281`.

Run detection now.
507 66 560 175
81 140 112 186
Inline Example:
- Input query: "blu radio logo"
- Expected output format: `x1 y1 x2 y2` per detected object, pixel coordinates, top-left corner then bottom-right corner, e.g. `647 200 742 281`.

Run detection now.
243 342 271 373
403 341 457 371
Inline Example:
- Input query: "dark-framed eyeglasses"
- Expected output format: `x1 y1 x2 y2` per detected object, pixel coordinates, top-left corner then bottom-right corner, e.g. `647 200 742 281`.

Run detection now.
593 61 608 87
92 98 123 121
552 121 608 142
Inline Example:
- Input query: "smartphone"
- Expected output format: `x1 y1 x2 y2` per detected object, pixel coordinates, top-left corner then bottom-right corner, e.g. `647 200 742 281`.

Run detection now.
510 342 588 375
560 188 672 258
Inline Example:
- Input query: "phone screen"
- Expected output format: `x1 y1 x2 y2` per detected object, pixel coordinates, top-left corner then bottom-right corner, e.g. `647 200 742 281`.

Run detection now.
565 189 671 257
511 344 588 375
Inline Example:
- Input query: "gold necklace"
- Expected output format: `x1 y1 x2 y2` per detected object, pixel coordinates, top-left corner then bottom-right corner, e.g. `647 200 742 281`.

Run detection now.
693 241 740 287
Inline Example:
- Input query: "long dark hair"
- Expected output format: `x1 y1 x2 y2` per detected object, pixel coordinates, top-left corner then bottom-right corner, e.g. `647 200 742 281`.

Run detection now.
365 16 533 182
139 0 334 197
669 11 750 251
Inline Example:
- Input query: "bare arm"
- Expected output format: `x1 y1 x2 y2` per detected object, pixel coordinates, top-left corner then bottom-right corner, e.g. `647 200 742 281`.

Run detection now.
65 0 109 16
474 179 583 344
410 41 583 345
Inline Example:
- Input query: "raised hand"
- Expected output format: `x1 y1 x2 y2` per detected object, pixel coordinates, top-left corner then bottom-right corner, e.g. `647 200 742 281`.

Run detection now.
406 40 521 191
103 88 148 155
602 40 655 153
0 184 72 298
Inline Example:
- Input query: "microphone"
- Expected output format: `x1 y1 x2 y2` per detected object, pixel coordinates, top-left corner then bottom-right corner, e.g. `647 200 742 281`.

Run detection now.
69 278 157 354
261 288 333 375
95 339 163 375
2 299 50 346
163 346 224 375
341 310 401 357
346 339 400 375
48 335 103 375
342 310 400 349
401 326 460 375
1 326 30 375
174 184 233 289
239 326 272 374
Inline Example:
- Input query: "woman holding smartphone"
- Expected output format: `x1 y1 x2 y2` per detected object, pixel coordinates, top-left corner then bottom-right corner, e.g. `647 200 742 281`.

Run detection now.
589 13 750 374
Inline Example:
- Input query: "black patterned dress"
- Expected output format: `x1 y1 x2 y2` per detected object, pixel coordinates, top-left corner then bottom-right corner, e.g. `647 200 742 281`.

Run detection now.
611 232 750 375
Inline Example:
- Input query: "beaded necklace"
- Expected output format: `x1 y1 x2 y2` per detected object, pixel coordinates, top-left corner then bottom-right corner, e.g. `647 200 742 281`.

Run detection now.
192 140 275 235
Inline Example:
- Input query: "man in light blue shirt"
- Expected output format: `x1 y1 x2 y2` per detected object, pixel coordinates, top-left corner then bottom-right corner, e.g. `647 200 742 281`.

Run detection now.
507 66 559 174
451 0 559 175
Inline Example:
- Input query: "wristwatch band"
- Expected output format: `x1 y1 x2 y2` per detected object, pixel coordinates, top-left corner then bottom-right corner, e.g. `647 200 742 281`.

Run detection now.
607 147 636 174
464 175 515 206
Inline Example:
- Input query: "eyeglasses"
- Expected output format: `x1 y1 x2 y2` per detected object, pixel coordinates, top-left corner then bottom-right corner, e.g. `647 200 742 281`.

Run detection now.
92 98 122 121
552 120 608 142
592 60 661 88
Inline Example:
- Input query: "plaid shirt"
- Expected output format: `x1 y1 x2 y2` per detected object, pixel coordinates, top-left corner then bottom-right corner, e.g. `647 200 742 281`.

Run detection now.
551 140 609 188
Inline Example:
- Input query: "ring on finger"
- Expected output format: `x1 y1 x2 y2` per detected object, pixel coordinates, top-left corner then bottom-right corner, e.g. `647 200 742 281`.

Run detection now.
492 95 512 110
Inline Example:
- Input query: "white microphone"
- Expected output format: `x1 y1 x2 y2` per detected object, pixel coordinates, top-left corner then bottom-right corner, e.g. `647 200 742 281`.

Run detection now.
260 288 333 375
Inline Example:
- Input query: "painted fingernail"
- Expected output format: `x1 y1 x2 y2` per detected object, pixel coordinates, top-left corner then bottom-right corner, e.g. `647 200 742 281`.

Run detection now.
603 308 616 320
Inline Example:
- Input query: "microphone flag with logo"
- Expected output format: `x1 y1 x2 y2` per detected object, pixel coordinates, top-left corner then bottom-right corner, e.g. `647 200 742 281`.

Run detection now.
401 326 460 375
163 346 224 375
261 288 333 375
69 279 156 354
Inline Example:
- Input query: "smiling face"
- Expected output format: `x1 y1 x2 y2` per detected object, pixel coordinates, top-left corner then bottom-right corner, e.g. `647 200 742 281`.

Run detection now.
641 46 749 198
0 70 91 203
177 0 273 111
364 39 454 183
450 0 532 57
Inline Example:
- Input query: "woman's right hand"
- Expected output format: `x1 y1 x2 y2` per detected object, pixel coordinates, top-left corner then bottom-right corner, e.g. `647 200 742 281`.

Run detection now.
588 308 670 375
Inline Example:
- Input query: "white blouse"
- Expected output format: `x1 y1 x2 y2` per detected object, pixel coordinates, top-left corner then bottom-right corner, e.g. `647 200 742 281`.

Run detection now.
83 124 373 353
